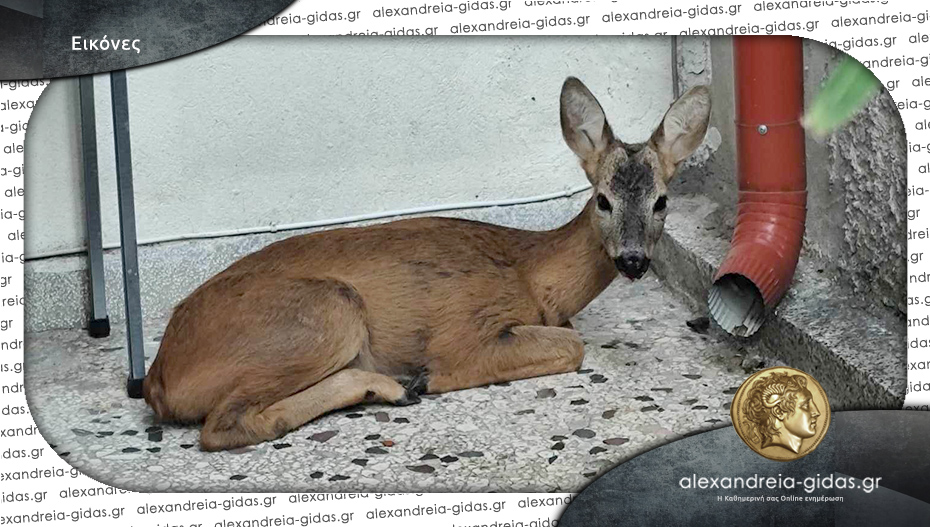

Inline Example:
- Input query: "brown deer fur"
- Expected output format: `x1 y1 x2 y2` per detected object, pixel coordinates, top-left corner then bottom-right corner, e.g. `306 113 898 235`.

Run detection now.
143 77 711 451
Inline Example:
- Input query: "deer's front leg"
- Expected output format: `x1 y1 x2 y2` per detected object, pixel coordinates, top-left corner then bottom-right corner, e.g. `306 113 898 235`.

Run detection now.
426 325 585 393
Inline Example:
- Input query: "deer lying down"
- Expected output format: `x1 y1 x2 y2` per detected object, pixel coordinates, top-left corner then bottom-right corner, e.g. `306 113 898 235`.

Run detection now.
143 78 711 451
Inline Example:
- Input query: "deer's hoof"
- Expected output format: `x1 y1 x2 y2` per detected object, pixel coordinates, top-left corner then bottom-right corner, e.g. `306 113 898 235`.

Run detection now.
394 392 422 406
406 369 429 393
395 369 430 406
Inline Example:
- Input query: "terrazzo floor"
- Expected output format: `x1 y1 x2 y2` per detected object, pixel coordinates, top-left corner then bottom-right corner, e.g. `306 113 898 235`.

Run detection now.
24 272 764 493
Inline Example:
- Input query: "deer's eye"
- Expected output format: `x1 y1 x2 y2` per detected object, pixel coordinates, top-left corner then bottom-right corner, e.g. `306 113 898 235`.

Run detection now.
596 194 612 213
653 196 668 214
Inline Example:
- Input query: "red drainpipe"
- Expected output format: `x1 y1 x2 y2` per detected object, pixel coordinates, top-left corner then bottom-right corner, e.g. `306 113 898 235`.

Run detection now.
708 36 807 337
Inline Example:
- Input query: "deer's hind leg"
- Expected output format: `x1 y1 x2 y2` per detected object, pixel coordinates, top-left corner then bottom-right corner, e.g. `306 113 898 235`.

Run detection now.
192 277 420 451
426 325 585 394
200 368 419 451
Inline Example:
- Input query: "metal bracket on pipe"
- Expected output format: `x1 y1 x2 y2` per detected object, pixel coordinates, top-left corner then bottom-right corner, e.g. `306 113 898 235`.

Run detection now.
78 75 111 338
110 70 146 399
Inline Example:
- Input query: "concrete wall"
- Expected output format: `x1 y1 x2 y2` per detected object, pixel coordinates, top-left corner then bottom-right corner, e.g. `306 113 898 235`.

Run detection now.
25 36 674 258
24 35 681 331
805 42 908 315
702 37 907 316
23 35 906 332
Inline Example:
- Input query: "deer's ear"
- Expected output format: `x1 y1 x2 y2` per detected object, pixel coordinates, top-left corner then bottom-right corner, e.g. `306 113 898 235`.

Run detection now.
652 85 712 179
560 77 613 166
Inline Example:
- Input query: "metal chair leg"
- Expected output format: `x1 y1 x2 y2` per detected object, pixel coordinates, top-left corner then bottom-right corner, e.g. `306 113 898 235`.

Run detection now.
110 70 146 399
78 75 110 338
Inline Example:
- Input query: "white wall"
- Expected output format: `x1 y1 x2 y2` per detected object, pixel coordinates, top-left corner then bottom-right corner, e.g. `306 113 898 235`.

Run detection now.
25 36 674 258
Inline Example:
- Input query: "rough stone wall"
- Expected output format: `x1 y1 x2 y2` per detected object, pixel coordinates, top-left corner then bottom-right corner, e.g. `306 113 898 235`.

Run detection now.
826 84 908 315
676 37 712 93
677 37 723 170
670 36 723 195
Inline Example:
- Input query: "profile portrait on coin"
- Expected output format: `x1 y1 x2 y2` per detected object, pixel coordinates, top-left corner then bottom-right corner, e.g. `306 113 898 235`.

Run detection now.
741 371 821 454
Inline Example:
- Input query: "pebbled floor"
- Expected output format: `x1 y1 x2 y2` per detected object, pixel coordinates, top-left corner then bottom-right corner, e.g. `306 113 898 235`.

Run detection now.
24 272 761 493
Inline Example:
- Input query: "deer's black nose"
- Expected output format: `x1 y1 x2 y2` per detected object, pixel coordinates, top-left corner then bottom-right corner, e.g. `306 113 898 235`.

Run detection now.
615 252 650 280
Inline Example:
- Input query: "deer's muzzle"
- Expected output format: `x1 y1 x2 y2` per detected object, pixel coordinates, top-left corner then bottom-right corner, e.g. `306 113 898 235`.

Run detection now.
615 252 650 280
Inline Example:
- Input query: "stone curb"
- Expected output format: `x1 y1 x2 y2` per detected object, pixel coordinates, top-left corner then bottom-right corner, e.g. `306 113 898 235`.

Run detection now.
651 195 906 410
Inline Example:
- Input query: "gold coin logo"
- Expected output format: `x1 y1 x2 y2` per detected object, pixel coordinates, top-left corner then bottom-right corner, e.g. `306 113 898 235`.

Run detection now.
730 366 831 462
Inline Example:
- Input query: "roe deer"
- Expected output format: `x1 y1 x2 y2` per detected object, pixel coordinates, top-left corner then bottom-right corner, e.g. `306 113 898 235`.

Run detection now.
143 77 712 451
